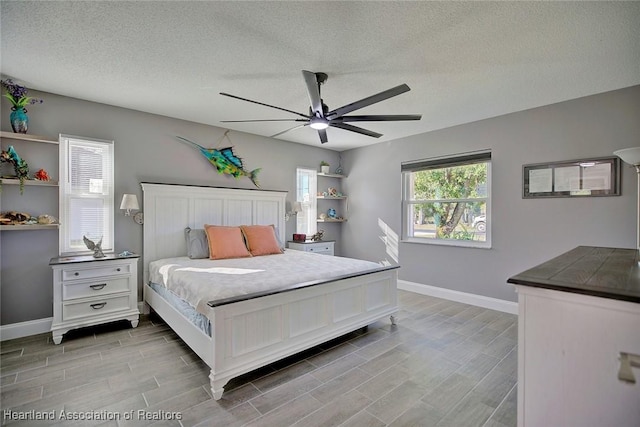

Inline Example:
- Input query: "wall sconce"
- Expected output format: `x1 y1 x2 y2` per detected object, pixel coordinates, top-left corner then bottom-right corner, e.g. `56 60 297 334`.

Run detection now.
119 194 143 225
618 351 640 384
285 201 302 221
614 147 640 250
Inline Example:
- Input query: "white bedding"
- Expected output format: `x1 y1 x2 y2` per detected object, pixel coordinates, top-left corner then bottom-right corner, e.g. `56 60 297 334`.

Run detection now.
149 250 384 316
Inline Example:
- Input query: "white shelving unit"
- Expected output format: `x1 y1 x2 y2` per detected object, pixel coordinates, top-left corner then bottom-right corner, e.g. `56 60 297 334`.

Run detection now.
0 131 60 231
317 172 348 223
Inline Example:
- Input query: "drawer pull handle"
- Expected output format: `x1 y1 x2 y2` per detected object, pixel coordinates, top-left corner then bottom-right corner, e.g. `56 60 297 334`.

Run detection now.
116 268 121 272
74 272 80 276
90 284 107 290
90 302 107 310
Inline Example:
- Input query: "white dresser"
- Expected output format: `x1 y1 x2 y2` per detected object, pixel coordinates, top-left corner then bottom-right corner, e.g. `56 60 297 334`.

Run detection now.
287 240 335 256
508 246 640 427
50 254 140 344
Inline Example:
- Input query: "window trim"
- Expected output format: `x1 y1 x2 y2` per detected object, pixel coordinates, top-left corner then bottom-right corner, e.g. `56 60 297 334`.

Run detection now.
59 134 115 256
401 151 492 249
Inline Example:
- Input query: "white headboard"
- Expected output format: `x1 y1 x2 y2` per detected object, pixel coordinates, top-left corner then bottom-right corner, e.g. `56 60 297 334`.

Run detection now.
141 183 287 283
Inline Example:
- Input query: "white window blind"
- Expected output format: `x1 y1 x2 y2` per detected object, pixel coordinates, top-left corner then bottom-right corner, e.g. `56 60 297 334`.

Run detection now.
59 135 114 255
296 167 317 236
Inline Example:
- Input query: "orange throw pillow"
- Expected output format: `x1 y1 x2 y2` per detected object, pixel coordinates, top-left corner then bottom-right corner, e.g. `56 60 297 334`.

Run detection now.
241 225 283 256
204 225 252 260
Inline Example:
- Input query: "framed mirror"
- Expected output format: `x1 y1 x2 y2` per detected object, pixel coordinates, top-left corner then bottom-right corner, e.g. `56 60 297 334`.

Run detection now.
523 156 621 198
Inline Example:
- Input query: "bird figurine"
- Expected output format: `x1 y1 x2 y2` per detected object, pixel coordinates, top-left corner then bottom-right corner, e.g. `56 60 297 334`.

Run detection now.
83 235 105 258
309 230 325 242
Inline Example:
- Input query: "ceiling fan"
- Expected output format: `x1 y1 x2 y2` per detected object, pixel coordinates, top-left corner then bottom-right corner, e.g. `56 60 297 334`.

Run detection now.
220 70 422 144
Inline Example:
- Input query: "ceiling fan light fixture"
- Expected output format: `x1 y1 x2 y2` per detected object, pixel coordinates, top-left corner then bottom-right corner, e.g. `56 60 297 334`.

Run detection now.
220 70 421 144
309 117 329 130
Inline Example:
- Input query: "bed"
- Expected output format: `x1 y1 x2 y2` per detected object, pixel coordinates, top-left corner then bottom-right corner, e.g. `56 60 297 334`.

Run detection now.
141 183 398 400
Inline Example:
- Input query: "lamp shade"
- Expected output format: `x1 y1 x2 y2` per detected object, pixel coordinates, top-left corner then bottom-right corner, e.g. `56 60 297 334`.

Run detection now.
120 194 139 212
614 147 640 166
292 201 302 213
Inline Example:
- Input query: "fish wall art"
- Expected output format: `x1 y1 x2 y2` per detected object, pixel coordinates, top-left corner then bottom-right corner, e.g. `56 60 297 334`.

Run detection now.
176 135 261 188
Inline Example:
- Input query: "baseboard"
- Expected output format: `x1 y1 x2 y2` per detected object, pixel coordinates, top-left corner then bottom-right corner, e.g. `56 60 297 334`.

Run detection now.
1 305 147 341
0 317 53 341
398 280 518 315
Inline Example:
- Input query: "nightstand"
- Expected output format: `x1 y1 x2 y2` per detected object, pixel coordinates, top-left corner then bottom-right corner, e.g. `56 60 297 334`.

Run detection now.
49 253 140 344
287 240 335 256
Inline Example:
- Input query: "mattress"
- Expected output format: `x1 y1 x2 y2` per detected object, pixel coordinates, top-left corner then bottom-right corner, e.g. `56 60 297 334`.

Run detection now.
148 282 212 336
149 249 386 316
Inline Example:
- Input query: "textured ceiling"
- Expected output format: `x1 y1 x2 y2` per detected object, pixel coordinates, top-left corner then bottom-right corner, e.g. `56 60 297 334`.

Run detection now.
1 1 639 151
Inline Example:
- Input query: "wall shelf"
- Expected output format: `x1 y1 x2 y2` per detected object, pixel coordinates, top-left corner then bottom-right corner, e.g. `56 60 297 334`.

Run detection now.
0 131 59 145
0 132 60 237
317 196 347 200
0 224 59 231
317 172 347 179
317 218 347 223
0 178 59 187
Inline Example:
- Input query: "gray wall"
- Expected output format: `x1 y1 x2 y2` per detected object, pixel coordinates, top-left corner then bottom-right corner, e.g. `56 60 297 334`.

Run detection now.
1 90 341 325
2 86 638 324
341 86 640 302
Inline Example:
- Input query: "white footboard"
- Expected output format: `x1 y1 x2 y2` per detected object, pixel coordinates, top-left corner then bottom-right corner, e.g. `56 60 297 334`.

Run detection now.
207 268 398 399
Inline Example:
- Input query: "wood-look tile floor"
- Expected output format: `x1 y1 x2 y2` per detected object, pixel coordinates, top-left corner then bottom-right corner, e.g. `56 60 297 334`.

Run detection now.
0 290 517 426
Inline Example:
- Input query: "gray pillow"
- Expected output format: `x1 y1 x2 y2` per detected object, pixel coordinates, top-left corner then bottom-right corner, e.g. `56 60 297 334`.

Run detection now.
272 225 285 251
185 227 209 259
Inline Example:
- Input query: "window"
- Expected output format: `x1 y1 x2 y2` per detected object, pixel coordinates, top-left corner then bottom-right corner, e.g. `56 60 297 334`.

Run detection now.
402 151 491 248
296 167 317 236
59 135 114 255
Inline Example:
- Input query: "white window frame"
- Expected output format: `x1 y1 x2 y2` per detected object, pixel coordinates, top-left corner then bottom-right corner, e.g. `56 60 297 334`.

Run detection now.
59 135 115 256
296 167 317 236
401 151 491 249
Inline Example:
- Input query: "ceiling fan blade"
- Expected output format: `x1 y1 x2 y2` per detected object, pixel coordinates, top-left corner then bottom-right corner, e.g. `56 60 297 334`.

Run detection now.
221 119 307 123
318 128 328 144
335 114 422 122
327 84 412 119
270 124 308 138
330 122 383 138
220 92 309 119
302 70 324 117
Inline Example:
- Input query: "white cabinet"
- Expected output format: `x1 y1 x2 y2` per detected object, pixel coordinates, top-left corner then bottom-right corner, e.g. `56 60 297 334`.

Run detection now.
317 172 347 223
50 254 140 344
515 285 640 427
287 240 335 256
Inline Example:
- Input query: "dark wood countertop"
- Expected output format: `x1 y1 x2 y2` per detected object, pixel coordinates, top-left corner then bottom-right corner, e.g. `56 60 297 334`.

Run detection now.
507 246 640 303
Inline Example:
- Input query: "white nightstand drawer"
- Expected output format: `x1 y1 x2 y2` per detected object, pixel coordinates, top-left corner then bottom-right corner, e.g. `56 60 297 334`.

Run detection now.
307 245 332 254
62 295 131 321
62 263 130 281
287 241 335 256
63 277 130 301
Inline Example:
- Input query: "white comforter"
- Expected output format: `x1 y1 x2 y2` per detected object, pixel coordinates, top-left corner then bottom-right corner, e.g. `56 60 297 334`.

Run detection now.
149 250 384 315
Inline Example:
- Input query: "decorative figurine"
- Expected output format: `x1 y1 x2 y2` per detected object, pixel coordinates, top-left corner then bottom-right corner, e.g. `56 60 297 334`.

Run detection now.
34 168 50 181
83 235 105 258
37 214 57 224
327 208 337 219
309 230 325 242
175 135 261 188
1 146 29 193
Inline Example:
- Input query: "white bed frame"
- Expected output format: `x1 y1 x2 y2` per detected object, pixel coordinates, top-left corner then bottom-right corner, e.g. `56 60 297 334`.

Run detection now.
141 183 398 400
